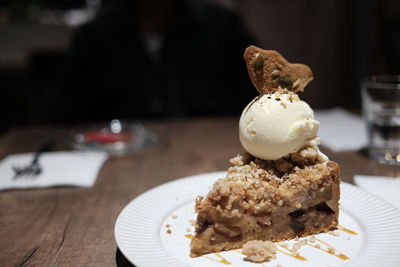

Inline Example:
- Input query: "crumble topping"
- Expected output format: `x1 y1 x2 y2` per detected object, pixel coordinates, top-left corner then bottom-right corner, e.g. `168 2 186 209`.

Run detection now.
196 145 337 219
242 240 277 263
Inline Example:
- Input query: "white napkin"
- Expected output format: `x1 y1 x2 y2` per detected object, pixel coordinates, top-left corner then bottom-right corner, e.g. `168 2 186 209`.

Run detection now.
0 151 108 191
354 175 400 211
315 108 368 152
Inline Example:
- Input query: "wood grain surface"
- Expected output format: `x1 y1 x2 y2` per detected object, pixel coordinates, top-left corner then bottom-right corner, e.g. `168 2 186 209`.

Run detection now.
0 118 398 267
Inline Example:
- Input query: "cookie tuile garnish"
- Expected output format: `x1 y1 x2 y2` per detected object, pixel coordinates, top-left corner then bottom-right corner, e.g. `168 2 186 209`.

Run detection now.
243 45 313 95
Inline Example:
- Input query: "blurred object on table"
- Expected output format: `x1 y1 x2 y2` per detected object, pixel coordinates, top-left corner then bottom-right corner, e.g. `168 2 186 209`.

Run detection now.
315 108 368 152
0 150 108 191
361 75 400 165
11 140 53 179
72 119 161 156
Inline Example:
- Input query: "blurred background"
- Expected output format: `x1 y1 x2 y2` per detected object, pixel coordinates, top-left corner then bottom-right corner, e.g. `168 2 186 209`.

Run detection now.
0 0 399 133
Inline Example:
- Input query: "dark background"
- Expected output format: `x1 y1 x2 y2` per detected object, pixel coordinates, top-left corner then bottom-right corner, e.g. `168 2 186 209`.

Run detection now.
0 0 399 133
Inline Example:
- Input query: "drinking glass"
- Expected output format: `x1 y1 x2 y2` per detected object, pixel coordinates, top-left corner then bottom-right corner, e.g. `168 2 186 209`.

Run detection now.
361 75 400 165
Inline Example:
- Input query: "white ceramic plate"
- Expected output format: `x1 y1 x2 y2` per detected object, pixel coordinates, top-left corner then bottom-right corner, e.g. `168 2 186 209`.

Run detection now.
115 172 400 267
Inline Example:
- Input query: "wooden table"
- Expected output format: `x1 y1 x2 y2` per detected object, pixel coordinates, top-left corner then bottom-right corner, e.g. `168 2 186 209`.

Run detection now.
0 118 398 266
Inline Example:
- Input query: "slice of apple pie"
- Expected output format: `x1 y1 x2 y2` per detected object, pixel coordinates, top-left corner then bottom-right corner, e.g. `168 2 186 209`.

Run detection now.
190 145 340 257
190 45 340 257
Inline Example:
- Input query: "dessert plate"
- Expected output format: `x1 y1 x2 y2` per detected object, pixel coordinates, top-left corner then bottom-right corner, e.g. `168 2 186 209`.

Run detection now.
115 172 400 267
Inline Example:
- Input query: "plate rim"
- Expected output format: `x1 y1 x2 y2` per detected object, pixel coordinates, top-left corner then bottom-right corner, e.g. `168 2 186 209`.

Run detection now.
115 171 400 267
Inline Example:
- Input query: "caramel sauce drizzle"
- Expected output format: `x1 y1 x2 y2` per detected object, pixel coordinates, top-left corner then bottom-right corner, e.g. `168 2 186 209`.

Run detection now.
185 234 193 239
277 246 307 261
338 226 358 235
186 235 230 265
184 226 356 263
337 254 350 261
311 238 349 261
203 253 231 265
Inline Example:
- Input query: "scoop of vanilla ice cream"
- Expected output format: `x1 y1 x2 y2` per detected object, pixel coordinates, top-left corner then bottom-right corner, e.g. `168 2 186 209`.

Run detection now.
239 93 319 160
